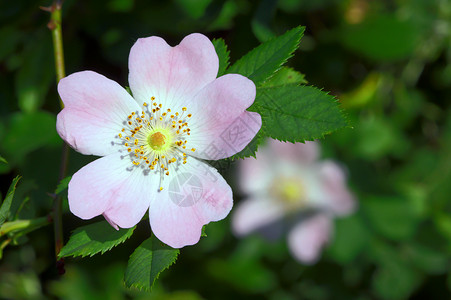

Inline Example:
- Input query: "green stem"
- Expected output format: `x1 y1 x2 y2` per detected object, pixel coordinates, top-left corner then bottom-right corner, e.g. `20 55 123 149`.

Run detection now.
49 0 66 90
46 0 67 266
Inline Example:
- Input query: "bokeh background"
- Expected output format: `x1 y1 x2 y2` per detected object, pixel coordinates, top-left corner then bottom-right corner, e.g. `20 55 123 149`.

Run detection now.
1 0 450 299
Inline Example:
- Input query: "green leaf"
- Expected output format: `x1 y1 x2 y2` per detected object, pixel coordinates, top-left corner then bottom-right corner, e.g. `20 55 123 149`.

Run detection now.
404 243 448 274
250 85 348 142
212 38 230 77
327 215 369 264
341 14 420 61
0 155 7 164
251 0 277 42
0 176 21 226
59 221 135 258
15 30 53 113
0 27 23 62
362 196 420 240
124 236 180 291
260 66 307 87
1 111 61 164
174 0 212 19
372 259 421 300
55 176 72 195
227 26 305 85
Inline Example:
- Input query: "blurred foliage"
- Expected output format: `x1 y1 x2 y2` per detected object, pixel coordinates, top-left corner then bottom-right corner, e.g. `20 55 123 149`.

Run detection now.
0 0 450 299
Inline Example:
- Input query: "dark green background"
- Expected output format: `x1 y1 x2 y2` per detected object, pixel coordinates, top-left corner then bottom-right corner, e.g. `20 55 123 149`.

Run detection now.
0 0 450 299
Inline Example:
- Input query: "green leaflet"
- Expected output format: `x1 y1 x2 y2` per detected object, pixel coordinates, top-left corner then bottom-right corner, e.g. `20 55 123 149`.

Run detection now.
124 236 180 291
58 221 135 258
55 176 71 195
250 85 349 143
362 195 420 241
227 26 305 85
261 66 307 87
212 38 230 77
0 176 21 226
0 155 7 164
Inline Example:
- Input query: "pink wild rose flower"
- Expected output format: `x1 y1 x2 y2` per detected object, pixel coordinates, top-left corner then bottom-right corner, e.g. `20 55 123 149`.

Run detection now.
232 140 355 264
57 33 261 248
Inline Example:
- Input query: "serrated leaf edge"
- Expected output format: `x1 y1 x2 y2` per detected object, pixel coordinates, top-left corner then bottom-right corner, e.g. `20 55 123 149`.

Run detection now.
58 225 136 259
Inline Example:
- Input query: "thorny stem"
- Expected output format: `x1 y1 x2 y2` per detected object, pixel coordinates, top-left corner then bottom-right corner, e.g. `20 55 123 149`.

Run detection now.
44 0 67 274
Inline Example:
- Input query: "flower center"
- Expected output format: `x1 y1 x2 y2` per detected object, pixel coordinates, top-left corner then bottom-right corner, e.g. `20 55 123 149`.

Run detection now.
271 177 307 208
148 132 166 150
116 96 195 190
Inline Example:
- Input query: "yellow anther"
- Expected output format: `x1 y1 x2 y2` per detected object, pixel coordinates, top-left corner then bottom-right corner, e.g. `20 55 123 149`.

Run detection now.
191 148 196 152
159 187 163 191
182 107 187 111
151 96 155 100
143 102 148 106
187 114 192 118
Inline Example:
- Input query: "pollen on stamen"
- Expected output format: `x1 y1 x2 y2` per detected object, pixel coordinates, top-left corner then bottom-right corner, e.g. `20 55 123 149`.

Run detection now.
118 100 195 176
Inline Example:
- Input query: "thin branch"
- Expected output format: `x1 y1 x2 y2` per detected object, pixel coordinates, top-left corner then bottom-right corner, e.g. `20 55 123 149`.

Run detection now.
44 0 68 275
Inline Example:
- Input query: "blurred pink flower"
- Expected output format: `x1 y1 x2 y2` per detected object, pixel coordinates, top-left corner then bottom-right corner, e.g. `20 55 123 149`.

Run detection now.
232 140 355 264
57 33 261 248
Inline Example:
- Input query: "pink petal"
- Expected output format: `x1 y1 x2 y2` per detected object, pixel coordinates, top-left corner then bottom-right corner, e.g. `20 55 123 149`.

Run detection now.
128 33 218 109
68 152 154 228
232 196 286 236
287 214 332 264
318 160 356 216
238 140 278 194
268 139 320 164
187 74 261 160
57 71 140 156
148 158 233 248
